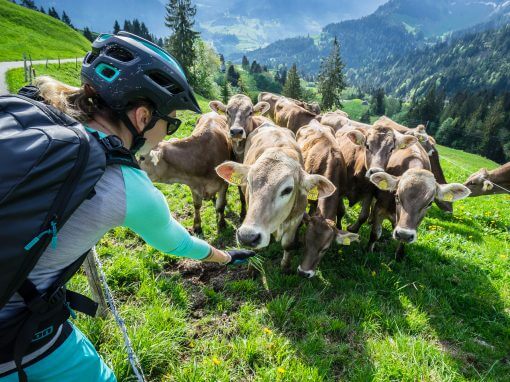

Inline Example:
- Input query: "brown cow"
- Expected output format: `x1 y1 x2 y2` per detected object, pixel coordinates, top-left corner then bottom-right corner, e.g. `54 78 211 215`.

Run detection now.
374 116 452 212
295 121 359 277
216 122 335 271
320 110 372 132
274 97 319 134
139 112 231 234
335 125 417 232
368 144 470 260
258 92 321 121
464 162 510 196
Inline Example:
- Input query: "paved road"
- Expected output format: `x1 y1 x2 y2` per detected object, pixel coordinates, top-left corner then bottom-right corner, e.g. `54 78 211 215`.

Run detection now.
0 58 81 95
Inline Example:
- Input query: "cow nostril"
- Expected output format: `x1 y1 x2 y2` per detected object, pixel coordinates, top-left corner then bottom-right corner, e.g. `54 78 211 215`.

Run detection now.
297 266 315 278
238 231 261 247
395 230 415 243
230 129 244 137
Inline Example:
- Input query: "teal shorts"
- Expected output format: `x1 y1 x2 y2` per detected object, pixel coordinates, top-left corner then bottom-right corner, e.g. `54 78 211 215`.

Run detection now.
0 323 116 382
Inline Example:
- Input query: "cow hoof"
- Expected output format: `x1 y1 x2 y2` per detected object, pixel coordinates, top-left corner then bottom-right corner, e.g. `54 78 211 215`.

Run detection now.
193 226 203 235
217 218 226 230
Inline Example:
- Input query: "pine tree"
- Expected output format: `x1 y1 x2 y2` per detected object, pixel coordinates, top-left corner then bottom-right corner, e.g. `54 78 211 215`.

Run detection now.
165 0 199 80
48 7 60 20
124 20 132 32
221 77 231 104
283 64 302 99
113 20 121 34
242 55 250 70
61 11 73 28
360 109 371 124
317 37 346 110
132 19 142 36
370 88 385 116
21 0 37 10
39 6 45 13
83 27 94 42
226 65 239 87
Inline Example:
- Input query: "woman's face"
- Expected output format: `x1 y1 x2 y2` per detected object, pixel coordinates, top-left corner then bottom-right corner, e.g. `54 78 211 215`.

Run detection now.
136 110 177 156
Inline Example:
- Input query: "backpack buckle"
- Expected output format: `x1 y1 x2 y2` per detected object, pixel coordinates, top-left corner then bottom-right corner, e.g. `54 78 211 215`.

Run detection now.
100 135 124 152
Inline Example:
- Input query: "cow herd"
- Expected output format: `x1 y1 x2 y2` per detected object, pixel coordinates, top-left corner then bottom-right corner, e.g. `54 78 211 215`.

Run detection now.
139 92 510 278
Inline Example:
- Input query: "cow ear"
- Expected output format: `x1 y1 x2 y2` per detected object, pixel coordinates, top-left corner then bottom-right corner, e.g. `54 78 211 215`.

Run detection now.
395 132 417 150
369 172 399 192
215 161 249 186
209 101 227 115
347 130 366 146
253 101 270 116
436 183 471 202
335 231 359 246
149 149 163 167
303 174 336 200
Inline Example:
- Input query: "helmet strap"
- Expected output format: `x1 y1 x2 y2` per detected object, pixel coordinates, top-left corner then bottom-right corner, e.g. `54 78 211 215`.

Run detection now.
117 112 148 154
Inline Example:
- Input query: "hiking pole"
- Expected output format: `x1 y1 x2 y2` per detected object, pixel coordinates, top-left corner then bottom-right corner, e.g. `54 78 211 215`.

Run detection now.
92 247 147 382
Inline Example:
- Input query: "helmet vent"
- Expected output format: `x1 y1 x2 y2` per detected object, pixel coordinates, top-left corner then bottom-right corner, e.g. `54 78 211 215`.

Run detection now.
106 45 135 62
147 72 184 95
85 52 98 65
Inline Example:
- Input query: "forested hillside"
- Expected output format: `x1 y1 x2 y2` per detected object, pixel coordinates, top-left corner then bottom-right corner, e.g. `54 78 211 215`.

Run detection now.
351 24 510 98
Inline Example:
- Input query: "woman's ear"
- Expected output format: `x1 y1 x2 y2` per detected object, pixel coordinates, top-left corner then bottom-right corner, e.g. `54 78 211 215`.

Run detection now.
133 105 153 132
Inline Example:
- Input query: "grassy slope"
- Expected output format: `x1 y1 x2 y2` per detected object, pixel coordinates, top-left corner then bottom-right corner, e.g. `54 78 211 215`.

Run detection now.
0 0 90 61
8 65 510 381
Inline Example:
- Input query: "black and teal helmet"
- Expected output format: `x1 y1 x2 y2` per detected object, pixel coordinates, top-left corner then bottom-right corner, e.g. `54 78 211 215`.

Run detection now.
82 31 201 115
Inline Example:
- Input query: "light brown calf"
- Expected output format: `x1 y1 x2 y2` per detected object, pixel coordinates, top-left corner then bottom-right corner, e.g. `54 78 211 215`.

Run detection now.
368 144 470 260
464 162 510 196
139 112 232 233
295 121 358 277
335 125 417 233
320 110 372 132
374 116 452 212
274 97 319 134
258 92 321 121
216 123 335 271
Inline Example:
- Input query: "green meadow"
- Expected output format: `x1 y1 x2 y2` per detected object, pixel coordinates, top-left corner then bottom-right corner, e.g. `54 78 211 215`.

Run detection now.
6 64 510 381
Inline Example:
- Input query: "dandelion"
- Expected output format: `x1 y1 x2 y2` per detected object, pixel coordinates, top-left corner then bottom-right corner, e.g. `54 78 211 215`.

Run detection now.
371 271 376 277
277 367 286 374
189 341 195 348
212 356 221 366
263 327 273 335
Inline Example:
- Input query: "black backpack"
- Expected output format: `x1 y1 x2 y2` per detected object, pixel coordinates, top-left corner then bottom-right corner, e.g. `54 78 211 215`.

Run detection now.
0 87 139 381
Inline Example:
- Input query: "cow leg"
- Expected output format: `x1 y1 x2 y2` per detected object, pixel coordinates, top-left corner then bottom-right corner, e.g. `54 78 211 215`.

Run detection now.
395 242 406 261
280 220 302 272
191 190 203 235
367 203 383 252
238 186 246 220
348 195 372 233
336 199 346 229
216 183 228 231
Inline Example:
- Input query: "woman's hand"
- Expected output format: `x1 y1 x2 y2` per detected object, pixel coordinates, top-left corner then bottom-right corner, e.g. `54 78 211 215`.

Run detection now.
203 246 256 265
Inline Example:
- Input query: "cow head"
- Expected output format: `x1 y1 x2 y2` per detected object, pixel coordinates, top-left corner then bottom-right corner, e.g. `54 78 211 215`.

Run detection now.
298 214 359 278
138 145 167 182
464 168 493 196
216 152 335 248
370 169 470 243
347 126 417 178
209 95 270 142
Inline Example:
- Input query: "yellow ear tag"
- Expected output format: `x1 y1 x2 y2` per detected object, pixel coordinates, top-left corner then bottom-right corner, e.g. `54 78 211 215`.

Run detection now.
418 135 426 142
342 237 351 246
308 187 319 201
379 179 389 191
230 173 243 186
443 192 454 202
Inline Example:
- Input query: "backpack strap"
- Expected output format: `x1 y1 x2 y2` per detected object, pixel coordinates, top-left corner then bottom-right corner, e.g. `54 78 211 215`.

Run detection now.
89 131 141 169
11 252 97 382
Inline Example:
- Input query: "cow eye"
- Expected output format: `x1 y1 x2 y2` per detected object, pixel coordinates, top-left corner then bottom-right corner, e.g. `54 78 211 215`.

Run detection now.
395 195 401 204
281 186 293 196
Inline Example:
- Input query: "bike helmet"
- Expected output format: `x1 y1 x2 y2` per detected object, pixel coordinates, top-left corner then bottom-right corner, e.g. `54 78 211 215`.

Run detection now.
81 31 201 152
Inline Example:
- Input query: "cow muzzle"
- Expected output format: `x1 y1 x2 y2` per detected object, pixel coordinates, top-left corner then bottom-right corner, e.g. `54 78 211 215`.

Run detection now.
393 228 416 243
237 226 266 248
230 128 246 141
366 167 385 179
297 265 315 278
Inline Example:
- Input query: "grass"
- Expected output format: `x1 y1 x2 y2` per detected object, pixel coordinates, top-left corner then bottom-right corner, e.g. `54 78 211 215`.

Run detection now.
10 65 510 381
0 0 90 61
341 99 370 122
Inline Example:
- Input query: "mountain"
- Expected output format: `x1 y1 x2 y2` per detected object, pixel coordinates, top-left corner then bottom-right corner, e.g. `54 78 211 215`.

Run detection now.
34 0 386 56
244 0 509 74
0 0 90 61
351 24 510 98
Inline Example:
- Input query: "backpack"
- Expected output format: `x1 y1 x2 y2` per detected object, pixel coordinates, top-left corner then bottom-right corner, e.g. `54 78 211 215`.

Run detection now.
0 87 139 381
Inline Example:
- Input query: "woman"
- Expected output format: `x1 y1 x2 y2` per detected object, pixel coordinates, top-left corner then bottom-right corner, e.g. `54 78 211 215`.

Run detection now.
0 32 254 381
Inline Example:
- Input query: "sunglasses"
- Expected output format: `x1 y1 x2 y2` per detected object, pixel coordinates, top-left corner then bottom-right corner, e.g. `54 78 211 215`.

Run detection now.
153 111 182 136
